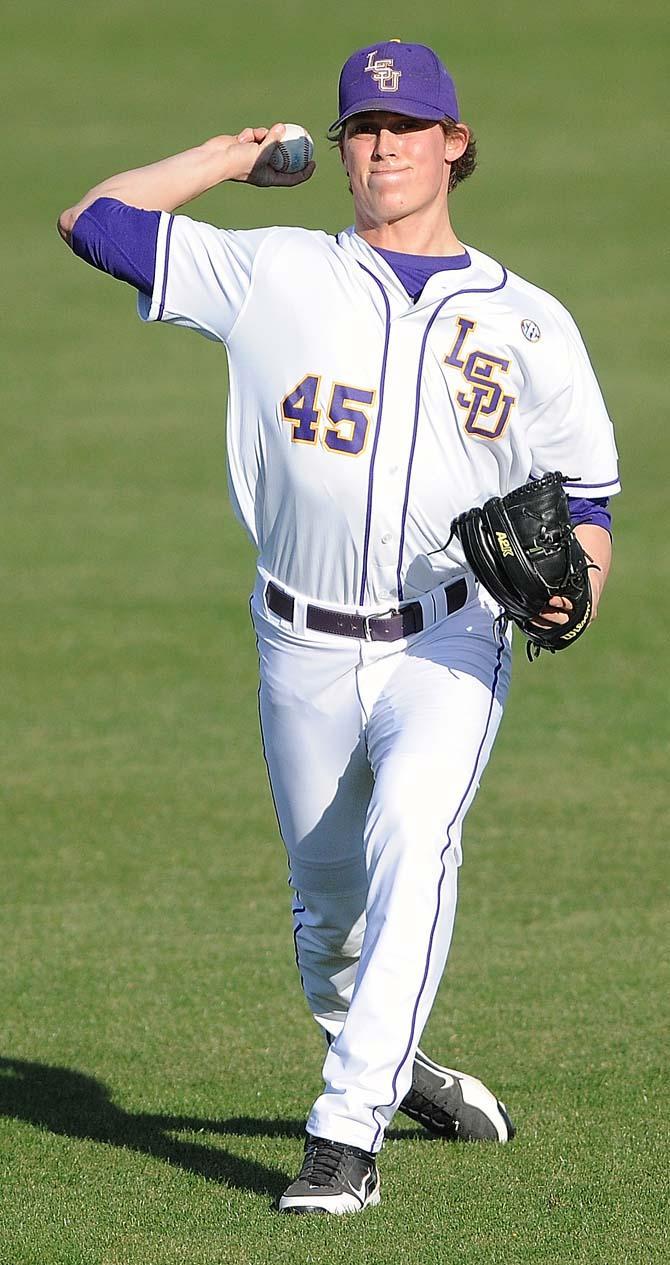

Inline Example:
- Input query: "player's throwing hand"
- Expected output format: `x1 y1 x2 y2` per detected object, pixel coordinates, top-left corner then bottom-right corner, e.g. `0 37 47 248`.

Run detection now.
230 124 316 187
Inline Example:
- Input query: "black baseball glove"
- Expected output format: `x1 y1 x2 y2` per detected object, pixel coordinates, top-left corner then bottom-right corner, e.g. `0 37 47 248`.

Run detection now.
450 472 594 658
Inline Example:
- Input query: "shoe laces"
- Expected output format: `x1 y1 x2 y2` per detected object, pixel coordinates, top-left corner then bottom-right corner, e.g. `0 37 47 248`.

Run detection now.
299 1138 353 1188
403 1085 457 1132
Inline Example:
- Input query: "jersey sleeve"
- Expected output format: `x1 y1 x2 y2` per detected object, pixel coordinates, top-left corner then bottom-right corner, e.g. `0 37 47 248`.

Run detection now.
525 306 621 498
137 213 276 344
567 496 612 533
71 198 159 295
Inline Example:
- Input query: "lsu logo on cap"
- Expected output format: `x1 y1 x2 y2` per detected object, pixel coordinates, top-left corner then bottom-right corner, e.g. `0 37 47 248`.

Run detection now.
364 50 402 92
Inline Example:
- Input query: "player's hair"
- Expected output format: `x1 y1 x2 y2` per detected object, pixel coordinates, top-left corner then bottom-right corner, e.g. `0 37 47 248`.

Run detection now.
332 118 477 194
440 119 477 192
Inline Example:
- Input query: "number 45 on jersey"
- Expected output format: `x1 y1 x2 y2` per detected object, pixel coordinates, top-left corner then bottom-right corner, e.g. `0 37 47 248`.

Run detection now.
282 376 376 456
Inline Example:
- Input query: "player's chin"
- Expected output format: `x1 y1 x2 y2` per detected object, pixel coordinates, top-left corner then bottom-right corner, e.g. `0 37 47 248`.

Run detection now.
364 190 413 222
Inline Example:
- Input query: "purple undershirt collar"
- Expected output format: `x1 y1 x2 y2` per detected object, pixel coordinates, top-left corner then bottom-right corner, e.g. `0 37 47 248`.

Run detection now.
373 245 471 301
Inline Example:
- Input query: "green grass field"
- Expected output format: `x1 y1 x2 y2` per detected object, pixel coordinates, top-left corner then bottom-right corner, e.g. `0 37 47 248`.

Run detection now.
2 1 667 1261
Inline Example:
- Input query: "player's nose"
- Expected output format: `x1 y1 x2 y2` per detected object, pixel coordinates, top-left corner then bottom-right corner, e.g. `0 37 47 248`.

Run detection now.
373 128 398 158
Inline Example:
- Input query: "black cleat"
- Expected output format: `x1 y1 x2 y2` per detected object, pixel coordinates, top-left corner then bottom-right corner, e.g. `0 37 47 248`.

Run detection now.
278 1134 381 1214
400 1048 516 1141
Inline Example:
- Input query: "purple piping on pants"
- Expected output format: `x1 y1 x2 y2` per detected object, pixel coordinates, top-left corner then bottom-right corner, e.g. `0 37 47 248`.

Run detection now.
395 269 509 600
370 624 507 1150
292 901 306 987
356 266 392 607
157 214 175 321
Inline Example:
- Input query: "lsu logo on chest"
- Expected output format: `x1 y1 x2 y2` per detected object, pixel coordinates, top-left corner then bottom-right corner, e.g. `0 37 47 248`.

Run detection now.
444 317 516 441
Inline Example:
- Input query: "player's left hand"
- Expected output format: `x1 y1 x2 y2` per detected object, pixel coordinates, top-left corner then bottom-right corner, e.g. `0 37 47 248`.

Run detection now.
535 558 608 628
231 124 316 188
535 541 609 627
532 594 573 628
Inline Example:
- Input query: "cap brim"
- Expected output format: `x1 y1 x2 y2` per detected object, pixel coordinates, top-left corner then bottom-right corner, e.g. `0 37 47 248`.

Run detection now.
328 98 448 137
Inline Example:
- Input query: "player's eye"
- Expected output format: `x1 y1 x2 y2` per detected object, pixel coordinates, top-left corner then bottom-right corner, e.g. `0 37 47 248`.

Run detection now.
392 118 428 133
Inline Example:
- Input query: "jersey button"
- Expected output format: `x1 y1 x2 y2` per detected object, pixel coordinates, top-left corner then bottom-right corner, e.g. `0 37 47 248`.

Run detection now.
381 533 392 544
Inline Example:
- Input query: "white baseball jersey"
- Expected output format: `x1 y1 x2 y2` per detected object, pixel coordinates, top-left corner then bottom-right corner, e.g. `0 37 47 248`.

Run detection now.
139 217 620 609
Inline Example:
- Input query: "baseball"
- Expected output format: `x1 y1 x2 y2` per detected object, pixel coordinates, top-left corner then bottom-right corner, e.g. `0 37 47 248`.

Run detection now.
268 124 314 174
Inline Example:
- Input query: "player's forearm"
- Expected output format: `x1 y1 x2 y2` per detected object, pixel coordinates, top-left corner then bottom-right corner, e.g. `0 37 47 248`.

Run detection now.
574 522 612 616
57 136 239 241
58 125 314 244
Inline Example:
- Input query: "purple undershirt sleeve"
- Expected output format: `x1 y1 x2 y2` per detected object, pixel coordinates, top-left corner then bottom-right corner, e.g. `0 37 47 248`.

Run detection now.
70 197 160 297
568 496 612 533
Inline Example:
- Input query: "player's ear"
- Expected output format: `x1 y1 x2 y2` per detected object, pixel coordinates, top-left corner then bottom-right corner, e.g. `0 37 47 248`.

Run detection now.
338 139 353 192
442 123 470 164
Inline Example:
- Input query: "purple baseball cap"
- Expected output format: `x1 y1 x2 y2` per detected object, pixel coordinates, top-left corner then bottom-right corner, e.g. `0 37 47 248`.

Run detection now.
329 40 460 135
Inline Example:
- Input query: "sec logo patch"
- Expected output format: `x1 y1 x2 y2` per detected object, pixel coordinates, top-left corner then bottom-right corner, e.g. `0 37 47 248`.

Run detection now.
521 319 541 342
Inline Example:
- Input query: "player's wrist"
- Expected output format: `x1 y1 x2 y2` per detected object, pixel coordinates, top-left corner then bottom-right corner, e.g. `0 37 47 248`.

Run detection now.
199 134 247 185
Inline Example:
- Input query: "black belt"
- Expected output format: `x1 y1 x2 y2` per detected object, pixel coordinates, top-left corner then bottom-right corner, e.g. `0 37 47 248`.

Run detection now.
265 578 468 643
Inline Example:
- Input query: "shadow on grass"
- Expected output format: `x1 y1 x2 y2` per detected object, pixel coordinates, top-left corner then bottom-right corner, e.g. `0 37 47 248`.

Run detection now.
0 1056 294 1199
0 1056 424 1199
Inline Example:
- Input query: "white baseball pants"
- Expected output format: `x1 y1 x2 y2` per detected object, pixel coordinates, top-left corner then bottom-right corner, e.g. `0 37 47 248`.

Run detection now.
251 570 511 1154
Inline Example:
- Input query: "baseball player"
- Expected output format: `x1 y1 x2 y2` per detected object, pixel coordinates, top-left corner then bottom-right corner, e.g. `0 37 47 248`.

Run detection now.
58 40 619 1215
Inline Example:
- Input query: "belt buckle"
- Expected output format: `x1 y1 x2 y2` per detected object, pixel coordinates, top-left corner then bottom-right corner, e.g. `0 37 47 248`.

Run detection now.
364 605 401 642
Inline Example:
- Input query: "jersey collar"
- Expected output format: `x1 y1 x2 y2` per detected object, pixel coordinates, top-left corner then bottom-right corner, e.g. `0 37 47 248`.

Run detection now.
337 229 504 311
